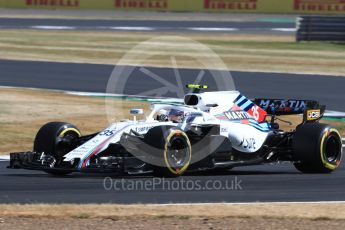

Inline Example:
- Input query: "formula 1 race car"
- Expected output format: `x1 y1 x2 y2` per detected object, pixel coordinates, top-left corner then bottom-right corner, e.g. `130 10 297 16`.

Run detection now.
8 85 343 177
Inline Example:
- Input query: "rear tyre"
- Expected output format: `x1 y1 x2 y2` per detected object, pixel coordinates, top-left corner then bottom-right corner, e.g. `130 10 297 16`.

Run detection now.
144 126 192 177
34 122 81 176
292 123 342 173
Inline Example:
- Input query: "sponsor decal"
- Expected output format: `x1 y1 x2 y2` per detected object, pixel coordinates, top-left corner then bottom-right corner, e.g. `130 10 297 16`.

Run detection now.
307 109 321 121
69 148 87 155
221 127 228 133
26 0 79 7
135 126 155 133
204 0 257 10
225 111 250 120
294 0 345 12
258 99 306 113
92 139 100 144
114 0 168 9
239 137 256 150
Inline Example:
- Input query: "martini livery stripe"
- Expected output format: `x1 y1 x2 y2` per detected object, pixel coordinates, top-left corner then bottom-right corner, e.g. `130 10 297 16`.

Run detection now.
234 94 267 123
234 94 255 112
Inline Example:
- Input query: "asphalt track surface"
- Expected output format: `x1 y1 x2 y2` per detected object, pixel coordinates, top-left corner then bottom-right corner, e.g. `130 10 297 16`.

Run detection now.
1 161 345 203
0 18 295 33
1 59 345 203
0 59 344 111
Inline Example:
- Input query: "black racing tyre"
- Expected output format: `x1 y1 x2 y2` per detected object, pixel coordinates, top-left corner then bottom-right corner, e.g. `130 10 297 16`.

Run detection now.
292 123 342 173
34 122 81 176
143 126 192 177
143 126 175 151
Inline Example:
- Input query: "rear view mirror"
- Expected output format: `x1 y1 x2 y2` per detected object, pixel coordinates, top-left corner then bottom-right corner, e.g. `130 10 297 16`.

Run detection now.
130 109 144 122
130 109 144 115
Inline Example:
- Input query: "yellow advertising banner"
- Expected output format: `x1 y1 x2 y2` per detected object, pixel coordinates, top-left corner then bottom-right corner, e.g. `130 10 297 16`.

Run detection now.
0 0 344 14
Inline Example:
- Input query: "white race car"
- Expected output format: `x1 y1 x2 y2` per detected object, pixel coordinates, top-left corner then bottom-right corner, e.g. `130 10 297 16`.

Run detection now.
9 85 343 177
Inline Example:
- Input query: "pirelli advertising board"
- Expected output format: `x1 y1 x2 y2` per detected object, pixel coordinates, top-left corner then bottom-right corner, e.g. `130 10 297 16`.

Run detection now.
0 0 344 14
293 0 345 13
201 0 345 13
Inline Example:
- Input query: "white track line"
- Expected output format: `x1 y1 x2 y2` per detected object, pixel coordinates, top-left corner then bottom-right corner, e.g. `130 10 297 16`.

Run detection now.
30 25 76 30
140 201 345 206
30 26 155 31
324 110 345 118
17 25 299 33
0 155 10 161
106 26 155 31
188 27 238 32
271 28 297 32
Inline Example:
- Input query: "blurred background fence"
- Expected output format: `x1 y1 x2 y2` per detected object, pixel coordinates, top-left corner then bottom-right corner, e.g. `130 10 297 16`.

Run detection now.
0 0 344 14
297 16 345 42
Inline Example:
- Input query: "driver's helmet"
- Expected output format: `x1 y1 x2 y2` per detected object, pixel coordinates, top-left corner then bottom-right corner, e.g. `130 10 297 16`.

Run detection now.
168 108 185 123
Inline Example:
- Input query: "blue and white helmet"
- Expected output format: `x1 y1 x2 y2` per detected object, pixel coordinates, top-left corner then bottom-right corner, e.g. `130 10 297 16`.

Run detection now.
168 108 185 123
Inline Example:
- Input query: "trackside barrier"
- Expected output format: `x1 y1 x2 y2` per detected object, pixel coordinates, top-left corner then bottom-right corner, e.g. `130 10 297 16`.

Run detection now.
296 16 345 42
0 0 344 14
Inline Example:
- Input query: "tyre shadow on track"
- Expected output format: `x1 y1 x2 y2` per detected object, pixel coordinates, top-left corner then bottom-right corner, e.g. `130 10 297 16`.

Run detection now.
189 170 301 176
2 168 301 179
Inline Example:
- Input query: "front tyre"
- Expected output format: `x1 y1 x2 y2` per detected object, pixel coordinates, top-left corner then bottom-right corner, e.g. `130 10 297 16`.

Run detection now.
292 123 342 173
34 122 81 176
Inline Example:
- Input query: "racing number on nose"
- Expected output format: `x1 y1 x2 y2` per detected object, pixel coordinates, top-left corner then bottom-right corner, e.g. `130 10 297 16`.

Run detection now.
99 130 114 136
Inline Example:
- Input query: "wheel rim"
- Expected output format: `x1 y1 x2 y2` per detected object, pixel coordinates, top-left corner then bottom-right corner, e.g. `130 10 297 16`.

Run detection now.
324 134 341 163
167 137 188 168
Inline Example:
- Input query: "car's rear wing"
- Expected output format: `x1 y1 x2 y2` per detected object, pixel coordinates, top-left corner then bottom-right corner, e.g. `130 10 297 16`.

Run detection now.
253 99 325 120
